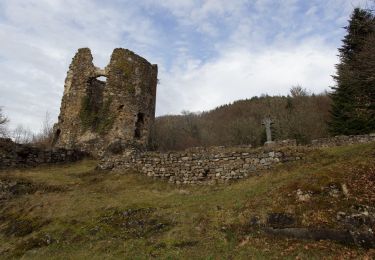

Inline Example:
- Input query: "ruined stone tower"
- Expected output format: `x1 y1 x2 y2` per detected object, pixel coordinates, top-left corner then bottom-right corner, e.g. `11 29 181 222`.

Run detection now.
52 48 158 156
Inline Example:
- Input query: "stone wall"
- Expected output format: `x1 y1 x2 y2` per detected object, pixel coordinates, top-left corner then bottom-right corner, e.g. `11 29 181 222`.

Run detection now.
310 134 375 147
99 133 375 185
0 138 86 169
99 146 306 185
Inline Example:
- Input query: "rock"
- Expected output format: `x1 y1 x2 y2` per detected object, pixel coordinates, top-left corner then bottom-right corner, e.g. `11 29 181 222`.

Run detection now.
328 184 341 198
267 213 296 228
351 230 375 249
178 189 190 195
264 227 355 246
341 183 349 197
336 211 346 221
296 189 311 202
249 216 261 227
335 204 375 248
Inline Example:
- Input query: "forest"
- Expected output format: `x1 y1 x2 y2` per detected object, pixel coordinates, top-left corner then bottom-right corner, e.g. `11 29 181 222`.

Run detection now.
151 88 331 151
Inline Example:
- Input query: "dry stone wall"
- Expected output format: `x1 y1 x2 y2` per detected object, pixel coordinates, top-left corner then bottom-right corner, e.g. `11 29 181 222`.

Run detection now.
310 134 375 147
99 146 306 185
99 133 375 185
0 138 85 169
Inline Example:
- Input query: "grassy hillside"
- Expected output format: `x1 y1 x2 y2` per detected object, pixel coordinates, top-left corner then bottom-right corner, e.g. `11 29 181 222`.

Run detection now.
0 143 374 259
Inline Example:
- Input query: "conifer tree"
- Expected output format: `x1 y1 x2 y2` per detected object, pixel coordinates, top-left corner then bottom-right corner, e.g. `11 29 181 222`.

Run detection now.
330 8 375 135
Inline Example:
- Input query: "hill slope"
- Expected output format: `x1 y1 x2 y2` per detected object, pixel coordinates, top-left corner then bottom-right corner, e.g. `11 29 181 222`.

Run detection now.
152 94 331 151
0 143 374 259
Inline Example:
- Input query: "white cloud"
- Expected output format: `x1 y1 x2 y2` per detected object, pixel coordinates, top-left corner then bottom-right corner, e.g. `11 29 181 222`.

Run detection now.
157 38 337 115
144 0 248 36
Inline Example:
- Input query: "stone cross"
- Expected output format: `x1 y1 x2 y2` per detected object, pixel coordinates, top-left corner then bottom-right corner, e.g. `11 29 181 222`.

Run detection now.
262 117 273 143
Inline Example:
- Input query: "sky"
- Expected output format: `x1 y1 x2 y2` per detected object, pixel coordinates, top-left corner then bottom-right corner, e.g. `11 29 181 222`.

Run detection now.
0 0 373 133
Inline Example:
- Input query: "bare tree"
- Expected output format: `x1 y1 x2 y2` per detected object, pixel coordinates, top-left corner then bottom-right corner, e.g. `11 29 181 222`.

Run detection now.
41 111 53 139
32 111 54 148
290 85 309 97
12 124 33 144
0 107 9 137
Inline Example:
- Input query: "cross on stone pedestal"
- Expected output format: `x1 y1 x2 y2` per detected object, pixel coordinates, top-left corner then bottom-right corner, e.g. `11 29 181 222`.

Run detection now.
262 117 274 145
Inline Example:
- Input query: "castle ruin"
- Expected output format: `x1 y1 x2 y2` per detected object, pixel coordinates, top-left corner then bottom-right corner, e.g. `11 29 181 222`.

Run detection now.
52 48 158 156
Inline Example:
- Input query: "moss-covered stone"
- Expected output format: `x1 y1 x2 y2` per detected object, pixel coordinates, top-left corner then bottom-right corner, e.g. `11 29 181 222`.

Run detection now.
79 95 114 135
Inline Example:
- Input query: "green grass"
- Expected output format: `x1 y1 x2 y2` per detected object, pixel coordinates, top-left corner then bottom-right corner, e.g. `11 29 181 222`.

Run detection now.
0 143 374 259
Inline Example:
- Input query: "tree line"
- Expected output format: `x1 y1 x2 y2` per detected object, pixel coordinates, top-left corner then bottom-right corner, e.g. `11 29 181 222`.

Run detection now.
150 88 331 151
0 108 53 148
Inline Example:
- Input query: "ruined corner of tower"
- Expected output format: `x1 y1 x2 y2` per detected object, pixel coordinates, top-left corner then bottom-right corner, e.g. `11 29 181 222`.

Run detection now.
52 47 158 157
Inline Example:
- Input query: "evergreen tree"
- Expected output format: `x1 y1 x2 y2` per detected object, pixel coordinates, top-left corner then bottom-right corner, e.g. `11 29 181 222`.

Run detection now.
330 8 375 135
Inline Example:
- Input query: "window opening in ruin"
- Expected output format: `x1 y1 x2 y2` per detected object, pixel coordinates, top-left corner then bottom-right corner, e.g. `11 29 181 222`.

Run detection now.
96 76 107 82
118 105 124 110
134 113 145 139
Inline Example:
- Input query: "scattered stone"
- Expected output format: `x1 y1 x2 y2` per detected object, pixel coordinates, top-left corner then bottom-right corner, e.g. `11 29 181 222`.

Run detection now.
249 216 262 227
335 205 375 248
338 205 375 229
341 183 349 197
296 189 312 202
351 230 375 249
336 211 346 221
266 213 296 228
327 183 341 198
265 227 355 246
178 189 191 195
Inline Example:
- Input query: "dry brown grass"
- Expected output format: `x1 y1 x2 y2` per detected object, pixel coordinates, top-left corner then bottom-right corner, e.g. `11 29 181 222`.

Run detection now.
0 143 374 259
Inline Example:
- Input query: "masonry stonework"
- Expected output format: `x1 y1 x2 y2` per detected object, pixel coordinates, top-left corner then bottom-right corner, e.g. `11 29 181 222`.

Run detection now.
0 138 85 169
99 145 307 185
52 48 158 157
310 134 375 147
99 134 375 185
